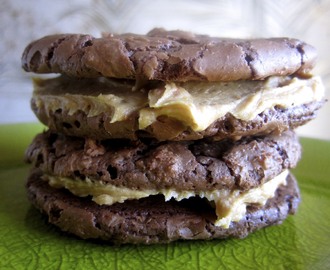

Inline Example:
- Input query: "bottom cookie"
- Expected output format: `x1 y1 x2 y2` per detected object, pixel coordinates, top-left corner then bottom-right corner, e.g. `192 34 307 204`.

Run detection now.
26 170 300 244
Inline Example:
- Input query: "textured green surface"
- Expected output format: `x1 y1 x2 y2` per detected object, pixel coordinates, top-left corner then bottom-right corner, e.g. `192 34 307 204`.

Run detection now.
0 124 330 270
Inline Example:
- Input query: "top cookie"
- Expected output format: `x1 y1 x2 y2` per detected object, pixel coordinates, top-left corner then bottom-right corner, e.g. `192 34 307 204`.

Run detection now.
21 28 317 81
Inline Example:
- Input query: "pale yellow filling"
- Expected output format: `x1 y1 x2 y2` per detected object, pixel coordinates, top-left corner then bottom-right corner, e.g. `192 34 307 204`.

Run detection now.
33 77 147 122
44 170 288 228
140 76 324 131
33 76 324 132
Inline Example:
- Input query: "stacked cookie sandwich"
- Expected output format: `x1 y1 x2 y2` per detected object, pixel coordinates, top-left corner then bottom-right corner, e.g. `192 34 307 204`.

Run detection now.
22 28 325 244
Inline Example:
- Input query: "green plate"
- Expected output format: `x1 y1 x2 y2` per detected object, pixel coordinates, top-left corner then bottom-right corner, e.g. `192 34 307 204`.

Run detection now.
1 124 329 270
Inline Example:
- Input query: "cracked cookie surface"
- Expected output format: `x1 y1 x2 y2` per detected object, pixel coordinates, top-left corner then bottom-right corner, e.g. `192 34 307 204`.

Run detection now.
25 130 301 192
26 169 300 244
21 28 317 81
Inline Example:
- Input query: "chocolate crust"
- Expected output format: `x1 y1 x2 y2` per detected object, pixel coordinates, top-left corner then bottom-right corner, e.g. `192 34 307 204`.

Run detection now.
22 28 316 81
26 170 300 244
25 130 301 192
31 97 324 141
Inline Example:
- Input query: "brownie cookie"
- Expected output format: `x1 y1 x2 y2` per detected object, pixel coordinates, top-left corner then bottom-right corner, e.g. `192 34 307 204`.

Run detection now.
26 169 300 244
30 74 325 141
22 28 316 81
21 28 323 244
32 96 324 141
25 130 301 192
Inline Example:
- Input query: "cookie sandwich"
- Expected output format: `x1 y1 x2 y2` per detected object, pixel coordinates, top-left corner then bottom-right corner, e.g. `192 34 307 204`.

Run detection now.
22 29 325 244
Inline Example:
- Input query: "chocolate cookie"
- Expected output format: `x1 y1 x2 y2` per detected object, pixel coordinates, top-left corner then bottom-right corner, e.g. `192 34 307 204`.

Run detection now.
30 75 324 141
32 95 324 141
22 28 316 81
21 28 322 245
25 130 301 192
26 169 300 244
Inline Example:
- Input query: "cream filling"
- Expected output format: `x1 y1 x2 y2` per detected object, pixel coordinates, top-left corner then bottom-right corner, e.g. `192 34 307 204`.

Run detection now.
44 170 288 228
139 76 324 131
33 76 324 132
33 77 147 122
